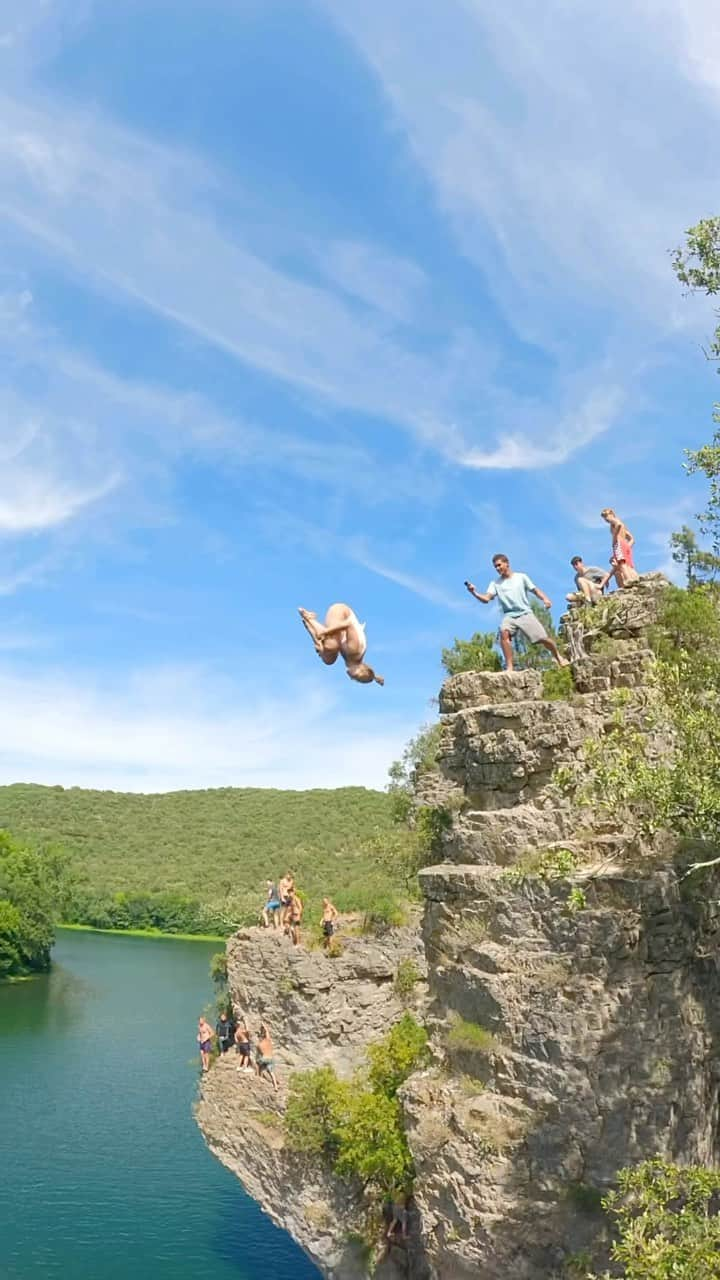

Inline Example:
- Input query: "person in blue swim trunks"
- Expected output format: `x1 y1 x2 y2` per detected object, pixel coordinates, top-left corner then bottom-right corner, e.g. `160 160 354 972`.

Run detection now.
262 880 281 928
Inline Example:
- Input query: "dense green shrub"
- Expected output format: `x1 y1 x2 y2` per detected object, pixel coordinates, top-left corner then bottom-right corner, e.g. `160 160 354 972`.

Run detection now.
580 587 720 847
441 632 501 675
367 1013 429 1097
393 958 422 1002
285 1066 351 1159
585 1158 720 1278
387 723 443 824
0 832 58 977
334 1091 412 1191
446 1017 501 1057
542 665 575 701
285 1015 426 1195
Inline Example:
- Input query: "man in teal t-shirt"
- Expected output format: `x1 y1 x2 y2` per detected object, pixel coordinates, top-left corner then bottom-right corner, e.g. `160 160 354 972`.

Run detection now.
465 554 568 673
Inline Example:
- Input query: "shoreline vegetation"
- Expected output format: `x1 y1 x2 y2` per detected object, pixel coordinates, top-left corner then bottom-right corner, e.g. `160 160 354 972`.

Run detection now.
0 782 401 939
58 923 226 942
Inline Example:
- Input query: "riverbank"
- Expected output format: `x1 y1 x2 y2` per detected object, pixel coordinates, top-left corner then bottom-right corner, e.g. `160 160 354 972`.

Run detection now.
59 922 227 942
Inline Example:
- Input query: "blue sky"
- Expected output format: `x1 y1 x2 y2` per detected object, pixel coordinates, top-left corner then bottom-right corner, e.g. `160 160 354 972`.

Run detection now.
1 0 719 791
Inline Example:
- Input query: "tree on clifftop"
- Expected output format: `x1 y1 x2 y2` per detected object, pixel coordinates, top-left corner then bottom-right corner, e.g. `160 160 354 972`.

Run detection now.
672 217 720 559
440 631 501 675
670 525 720 586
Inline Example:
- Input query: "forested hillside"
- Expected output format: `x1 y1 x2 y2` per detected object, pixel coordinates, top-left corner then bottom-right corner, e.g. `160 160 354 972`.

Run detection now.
0 784 397 936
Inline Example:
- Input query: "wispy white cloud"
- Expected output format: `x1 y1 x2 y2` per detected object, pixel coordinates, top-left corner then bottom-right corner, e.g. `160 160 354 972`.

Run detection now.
320 0 720 340
0 660 412 791
348 539 467 611
316 240 428 323
0 289 443 570
0 81 624 473
443 385 625 470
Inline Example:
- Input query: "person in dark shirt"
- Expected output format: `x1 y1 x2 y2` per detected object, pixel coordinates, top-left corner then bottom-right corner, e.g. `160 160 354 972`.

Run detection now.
215 1010 235 1054
566 556 606 606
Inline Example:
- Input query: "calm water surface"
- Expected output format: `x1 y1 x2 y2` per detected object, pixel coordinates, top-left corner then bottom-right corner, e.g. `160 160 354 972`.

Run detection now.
0 929 319 1280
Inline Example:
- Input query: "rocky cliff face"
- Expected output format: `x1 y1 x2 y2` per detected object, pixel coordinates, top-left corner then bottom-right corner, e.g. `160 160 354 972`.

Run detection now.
196 923 429 1279
196 576 720 1279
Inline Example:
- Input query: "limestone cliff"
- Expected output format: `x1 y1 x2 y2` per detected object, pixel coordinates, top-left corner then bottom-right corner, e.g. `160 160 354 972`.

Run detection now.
196 576 720 1278
196 923 430 1279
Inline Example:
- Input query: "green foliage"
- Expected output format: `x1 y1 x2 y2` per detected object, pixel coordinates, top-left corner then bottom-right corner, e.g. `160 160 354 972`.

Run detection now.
565 887 587 913
446 1017 501 1057
334 1091 412 1191
590 1158 720 1279
566 1181 604 1213
0 899 23 977
285 1066 351 1159
441 632 501 676
542 665 575 701
672 215 720 356
414 804 452 861
393 958 422 1002
684 419 720 558
209 951 227 988
514 602 561 671
285 1015 426 1196
670 525 720 587
581 587 720 844
0 831 59 977
0 784 398 937
385 722 452 892
672 219 720 556
366 1013 429 1097
651 584 720 665
387 723 443 824
503 846 579 885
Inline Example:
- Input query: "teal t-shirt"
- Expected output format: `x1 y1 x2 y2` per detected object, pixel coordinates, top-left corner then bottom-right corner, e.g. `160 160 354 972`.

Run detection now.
486 571 536 617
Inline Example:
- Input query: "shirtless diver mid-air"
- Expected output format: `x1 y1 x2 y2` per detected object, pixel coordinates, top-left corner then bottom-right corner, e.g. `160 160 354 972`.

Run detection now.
298 604 384 686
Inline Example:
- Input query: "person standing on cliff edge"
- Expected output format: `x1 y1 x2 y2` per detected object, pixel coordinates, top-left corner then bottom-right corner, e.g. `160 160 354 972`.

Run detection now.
465 554 568 674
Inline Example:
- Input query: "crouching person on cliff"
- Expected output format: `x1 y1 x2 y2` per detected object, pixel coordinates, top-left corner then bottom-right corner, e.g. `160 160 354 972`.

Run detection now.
466 554 568 673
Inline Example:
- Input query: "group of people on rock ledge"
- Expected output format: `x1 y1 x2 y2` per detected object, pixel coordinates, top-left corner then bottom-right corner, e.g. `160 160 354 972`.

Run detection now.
261 873 339 950
301 508 638 682
465 507 638 674
196 1012 279 1090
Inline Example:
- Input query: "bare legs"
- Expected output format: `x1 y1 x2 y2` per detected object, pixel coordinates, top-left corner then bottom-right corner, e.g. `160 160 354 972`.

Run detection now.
499 629 515 671
500 630 568 672
539 636 568 667
298 608 340 663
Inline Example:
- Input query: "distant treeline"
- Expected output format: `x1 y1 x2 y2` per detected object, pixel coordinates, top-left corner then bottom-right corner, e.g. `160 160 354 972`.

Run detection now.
68 889 235 936
0 783 404 940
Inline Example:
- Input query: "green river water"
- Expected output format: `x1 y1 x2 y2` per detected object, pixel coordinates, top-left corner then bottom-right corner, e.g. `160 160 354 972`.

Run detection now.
0 929 319 1280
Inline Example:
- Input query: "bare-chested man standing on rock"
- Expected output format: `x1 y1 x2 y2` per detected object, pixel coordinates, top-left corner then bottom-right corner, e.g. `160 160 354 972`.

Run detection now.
299 604 384 686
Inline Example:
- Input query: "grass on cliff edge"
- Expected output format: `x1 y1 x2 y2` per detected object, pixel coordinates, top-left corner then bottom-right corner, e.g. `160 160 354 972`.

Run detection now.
0 783 399 932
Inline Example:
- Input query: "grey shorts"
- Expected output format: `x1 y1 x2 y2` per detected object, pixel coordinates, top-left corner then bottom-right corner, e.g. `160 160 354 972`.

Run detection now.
500 612 547 643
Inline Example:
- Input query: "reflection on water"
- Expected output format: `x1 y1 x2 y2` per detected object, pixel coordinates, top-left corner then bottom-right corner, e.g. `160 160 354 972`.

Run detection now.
0 929 319 1280
0 963 97 1036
